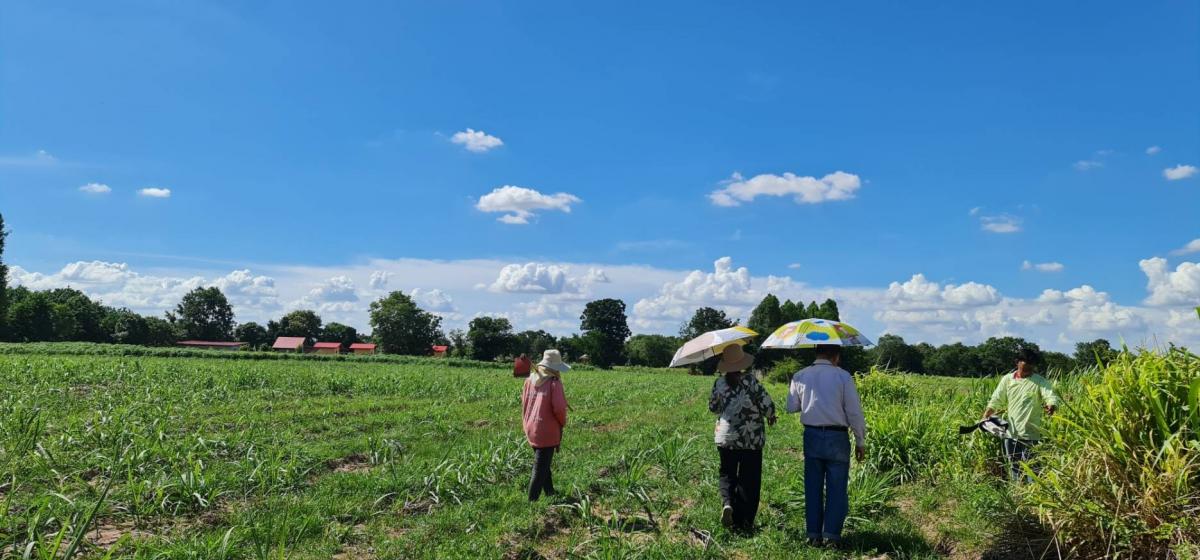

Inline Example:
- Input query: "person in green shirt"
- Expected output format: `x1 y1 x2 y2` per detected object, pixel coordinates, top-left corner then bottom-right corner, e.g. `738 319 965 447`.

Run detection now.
981 348 1059 481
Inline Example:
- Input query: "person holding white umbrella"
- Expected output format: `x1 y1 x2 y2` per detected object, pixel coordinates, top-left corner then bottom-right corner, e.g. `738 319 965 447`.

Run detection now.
708 344 776 532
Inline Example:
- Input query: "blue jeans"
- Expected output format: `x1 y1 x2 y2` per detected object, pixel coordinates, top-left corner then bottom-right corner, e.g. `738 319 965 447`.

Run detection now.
1002 438 1036 483
803 427 851 540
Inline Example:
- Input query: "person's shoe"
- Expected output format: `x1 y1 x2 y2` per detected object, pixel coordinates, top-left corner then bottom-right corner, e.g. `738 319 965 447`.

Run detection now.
720 505 733 527
806 537 823 547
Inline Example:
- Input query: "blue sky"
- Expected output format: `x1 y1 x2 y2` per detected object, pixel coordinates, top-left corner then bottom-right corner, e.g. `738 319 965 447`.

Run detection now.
2 1 1198 350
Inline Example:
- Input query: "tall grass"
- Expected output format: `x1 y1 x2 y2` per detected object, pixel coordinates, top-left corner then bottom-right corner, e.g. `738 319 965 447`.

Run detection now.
1022 348 1200 558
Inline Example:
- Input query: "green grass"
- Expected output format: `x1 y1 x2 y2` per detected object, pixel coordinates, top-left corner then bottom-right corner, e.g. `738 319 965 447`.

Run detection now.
1 349 1188 559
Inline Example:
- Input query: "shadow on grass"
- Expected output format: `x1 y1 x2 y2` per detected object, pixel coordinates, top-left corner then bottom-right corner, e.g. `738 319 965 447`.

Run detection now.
980 515 1062 560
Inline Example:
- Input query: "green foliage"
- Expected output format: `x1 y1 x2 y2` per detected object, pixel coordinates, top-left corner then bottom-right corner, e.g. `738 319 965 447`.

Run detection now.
870 334 924 373
766 356 801 384
975 336 1038 376
275 309 323 345
102 308 150 345
321 322 358 347
173 286 236 341
0 212 7 340
855 367 914 403
817 298 840 321
1073 338 1118 367
579 298 631 369
235 321 269 349
6 288 55 342
779 299 803 323
923 342 982 377
367 291 444 355
1022 348 1200 558
466 316 516 361
625 334 680 367
513 329 557 358
747 294 782 339
679 307 734 340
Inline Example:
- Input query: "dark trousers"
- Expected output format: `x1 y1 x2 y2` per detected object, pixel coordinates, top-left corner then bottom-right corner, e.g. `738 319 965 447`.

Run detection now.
1003 438 1036 482
528 446 557 501
717 447 763 530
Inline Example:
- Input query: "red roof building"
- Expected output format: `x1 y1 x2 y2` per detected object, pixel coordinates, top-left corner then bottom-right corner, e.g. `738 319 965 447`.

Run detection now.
312 342 342 354
272 336 306 352
432 345 449 357
349 343 377 355
177 340 245 351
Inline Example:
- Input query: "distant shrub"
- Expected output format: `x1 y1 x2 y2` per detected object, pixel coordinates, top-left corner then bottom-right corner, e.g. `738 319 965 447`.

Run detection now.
766 357 801 384
855 367 913 403
1021 348 1200 559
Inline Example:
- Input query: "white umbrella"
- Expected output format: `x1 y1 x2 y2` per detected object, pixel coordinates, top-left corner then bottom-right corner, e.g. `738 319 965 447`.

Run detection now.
669 326 758 367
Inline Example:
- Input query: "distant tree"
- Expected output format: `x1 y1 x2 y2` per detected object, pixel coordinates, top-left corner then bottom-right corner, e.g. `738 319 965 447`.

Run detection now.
779 299 803 324
924 342 981 377
1074 338 1118 368
103 308 149 345
977 336 1037 376
514 329 557 357
914 342 936 367
817 298 841 321
467 316 517 361
235 322 269 349
805 301 821 321
840 347 871 374
277 309 322 345
447 328 470 358
680 307 735 340
556 334 587 362
321 322 359 348
1042 351 1076 374
871 334 924 373
144 316 178 346
173 287 235 341
747 294 783 339
44 288 108 342
580 298 631 369
6 289 54 342
0 213 8 340
625 334 680 367
368 291 443 355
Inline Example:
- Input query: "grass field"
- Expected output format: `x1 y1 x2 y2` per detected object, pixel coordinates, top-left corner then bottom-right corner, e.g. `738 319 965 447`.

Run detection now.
0 349 1188 559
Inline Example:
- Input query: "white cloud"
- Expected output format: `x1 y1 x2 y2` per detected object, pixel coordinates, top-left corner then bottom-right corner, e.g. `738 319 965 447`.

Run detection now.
476 185 580 224
1171 239 1200 256
633 257 759 323
79 183 111 195
304 276 358 303
368 270 392 290
410 288 457 312
968 207 982 216
1022 260 1065 273
884 274 1000 310
487 263 609 295
1074 160 1103 171
788 263 802 270
0 149 56 166
1140 257 1200 306
1163 164 1197 181
980 215 1021 234
450 128 504 153
708 170 861 207
1146 146 1162 155
138 187 171 198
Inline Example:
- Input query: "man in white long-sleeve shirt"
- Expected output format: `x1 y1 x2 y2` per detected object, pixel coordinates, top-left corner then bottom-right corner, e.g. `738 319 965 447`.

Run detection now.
785 345 867 547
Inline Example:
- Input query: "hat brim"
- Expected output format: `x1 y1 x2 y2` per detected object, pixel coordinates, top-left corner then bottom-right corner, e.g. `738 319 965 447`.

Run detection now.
716 353 754 373
538 360 570 372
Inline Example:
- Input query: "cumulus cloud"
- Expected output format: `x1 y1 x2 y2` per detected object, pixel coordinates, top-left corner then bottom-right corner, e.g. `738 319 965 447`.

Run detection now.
1022 260 1065 272
305 276 359 303
1163 164 1197 181
1140 257 1200 306
1171 239 1200 256
410 288 456 312
1146 146 1161 155
980 215 1021 234
1074 160 1103 171
633 257 759 322
708 171 861 207
369 270 392 290
489 263 571 293
476 185 580 224
79 183 111 194
884 274 1000 310
450 128 504 153
138 187 171 198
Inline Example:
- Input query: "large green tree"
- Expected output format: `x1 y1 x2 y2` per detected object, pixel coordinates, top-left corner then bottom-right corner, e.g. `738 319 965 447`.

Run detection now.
0 213 8 340
779 300 803 324
747 294 783 338
44 288 108 342
322 322 359 347
447 329 470 358
977 336 1038 376
103 308 149 345
467 316 517 361
871 334 924 373
514 329 557 358
368 291 443 355
1074 338 1118 367
817 298 840 321
6 288 54 342
277 309 323 345
580 298 631 369
625 334 681 367
172 286 236 341
235 321 269 349
145 316 178 346
924 342 981 377
679 307 735 340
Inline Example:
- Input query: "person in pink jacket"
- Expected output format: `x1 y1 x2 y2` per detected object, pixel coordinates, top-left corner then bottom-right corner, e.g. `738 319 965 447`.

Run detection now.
521 349 570 501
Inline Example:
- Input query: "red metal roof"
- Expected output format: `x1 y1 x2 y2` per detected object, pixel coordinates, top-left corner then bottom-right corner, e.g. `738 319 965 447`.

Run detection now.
313 342 342 349
272 336 306 349
349 343 376 349
431 345 449 352
177 340 245 347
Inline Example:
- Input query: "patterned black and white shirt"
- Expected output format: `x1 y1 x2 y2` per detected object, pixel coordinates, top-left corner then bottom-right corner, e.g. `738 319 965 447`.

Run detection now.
709 374 776 450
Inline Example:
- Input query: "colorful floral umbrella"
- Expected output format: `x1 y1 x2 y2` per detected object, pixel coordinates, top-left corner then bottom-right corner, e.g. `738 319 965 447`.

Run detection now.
760 318 873 349
669 326 758 367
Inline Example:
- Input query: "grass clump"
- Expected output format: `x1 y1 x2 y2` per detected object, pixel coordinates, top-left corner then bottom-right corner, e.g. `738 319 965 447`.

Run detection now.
1021 348 1200 558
